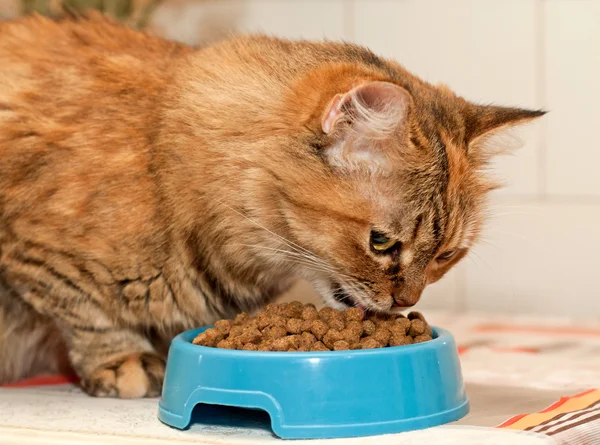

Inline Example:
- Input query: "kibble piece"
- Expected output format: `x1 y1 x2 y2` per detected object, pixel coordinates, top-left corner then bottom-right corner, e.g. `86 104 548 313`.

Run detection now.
242 343 258 351
192 332 210 346
413 334 432 343
311 341 329 352
263 325 287 340
246 318 259 330
394 317 412 334
345 307 364 322
362 320 376 336
369 313 392 326
287 334 301 350
232 337 246 350
269 314 287 328
340 328 361 346
372 327 392 346
234 312 249 325
300 319 314 332
300 331 317 349
256 312 271 330
239 328 262 345
257 340 273 351
346 320 364 337
274 303 287 315
229 325 244 338
409 319 426 337
318 306 336 321
322 329 344 349
284 301 304 318
272 337 291 351
310 319 329 340
192 328 223 347
214 319 232 335
407 311 426 322
359 337 382 349
333 340 351 351
286 318 303 334
388 324 407 338
389 333 412 347
265 303 285 315
328 313 346 331
216 339 235 349
301 305 319 321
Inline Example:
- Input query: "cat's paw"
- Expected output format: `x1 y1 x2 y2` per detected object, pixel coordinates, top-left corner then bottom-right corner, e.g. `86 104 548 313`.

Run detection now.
81 353 165 398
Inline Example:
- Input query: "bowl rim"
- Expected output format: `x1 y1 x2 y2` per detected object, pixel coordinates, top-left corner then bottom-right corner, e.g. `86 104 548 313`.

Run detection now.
171 325 452 359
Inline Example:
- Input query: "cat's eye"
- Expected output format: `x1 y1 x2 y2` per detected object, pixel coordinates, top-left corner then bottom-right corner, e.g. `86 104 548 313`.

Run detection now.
370 231 399 253
436 249 457 262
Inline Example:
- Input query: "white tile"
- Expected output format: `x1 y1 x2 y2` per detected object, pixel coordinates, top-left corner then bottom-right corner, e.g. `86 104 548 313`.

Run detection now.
149 0 247 45
0 0 20 20
353 0 541 196
464 199 600 317
545 1 600 196
236 0 346 40
150 0 346 45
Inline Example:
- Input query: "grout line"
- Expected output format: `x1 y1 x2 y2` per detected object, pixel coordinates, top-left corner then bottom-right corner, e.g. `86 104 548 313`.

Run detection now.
342 0 355 41
535 0 548 197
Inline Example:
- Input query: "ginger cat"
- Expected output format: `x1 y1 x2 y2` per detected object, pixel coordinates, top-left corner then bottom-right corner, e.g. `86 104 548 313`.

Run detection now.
0 13 544 397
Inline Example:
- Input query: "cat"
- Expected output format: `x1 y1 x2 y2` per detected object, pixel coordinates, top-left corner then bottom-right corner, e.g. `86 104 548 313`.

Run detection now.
0 12 544 398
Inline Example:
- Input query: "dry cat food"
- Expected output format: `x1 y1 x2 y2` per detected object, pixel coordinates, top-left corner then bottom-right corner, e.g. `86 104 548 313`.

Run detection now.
192 301 433 352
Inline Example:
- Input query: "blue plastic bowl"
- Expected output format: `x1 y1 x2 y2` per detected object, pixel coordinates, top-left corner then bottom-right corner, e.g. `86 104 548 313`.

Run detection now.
158 326 468 439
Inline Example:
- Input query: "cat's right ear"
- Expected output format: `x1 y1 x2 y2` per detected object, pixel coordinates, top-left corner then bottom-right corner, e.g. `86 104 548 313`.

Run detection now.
320 81 411 172
321 81 411 136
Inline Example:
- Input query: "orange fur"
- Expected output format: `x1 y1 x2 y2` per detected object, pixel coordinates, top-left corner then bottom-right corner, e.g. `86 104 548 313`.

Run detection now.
0 14 544 396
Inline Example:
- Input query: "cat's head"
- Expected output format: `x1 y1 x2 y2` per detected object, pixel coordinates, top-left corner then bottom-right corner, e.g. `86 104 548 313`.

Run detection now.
266 63 545 313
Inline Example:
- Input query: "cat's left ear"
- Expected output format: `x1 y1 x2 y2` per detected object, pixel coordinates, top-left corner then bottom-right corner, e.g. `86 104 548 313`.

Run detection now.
320 81 411 172
465 104 546 157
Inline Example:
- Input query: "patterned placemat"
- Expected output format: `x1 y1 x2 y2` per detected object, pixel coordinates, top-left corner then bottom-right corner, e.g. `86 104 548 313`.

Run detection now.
2 311 599 444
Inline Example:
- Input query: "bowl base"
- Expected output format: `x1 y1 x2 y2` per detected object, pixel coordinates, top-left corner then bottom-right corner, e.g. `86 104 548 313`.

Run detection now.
158 398 470 439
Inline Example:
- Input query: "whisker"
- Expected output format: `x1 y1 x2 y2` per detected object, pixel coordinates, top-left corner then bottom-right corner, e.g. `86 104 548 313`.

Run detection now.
476 238 504 252
468 249 493 272
235 243 359 282
216 200 319 259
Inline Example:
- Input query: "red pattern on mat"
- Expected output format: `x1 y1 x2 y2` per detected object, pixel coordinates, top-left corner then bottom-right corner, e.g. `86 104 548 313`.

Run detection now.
497 413 528 428
473 324 600 337
1 374 79 388
540 389 597 413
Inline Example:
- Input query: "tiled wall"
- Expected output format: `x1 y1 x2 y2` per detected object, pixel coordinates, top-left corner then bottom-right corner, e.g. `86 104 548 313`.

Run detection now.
151 0 599 317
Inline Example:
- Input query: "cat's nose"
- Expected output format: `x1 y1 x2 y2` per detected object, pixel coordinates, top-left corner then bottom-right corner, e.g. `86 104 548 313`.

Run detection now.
392 297 415 308
391 286 420 307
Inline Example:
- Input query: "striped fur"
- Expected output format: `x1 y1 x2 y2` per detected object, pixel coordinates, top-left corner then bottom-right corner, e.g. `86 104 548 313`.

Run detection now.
0 14 544 397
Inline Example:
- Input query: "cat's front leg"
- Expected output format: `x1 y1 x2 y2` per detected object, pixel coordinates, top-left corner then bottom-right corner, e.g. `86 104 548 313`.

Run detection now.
66 325 166 398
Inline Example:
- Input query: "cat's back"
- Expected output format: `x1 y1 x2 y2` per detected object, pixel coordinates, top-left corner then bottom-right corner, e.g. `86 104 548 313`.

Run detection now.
0 13 188 150
0 14 188 246
0 12 185 70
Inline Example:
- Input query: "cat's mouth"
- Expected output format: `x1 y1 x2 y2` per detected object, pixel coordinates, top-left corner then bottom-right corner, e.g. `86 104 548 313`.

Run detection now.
329 281 399 314
330 281 369 312
331 284 358 308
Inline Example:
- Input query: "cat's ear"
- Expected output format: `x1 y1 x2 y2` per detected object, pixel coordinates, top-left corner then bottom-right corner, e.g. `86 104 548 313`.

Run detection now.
322 81 410 136
320 81 411 172
465 104 546 158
